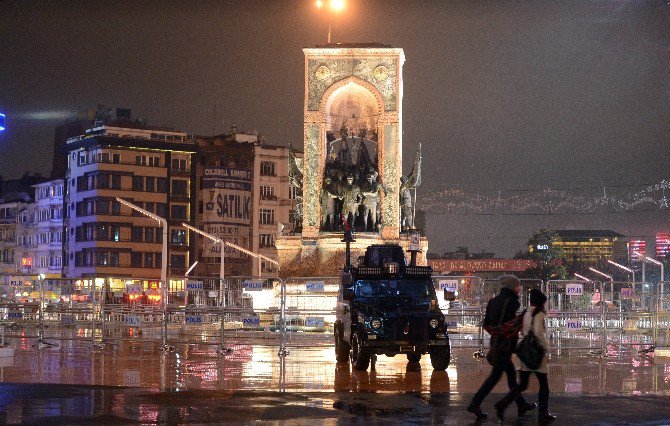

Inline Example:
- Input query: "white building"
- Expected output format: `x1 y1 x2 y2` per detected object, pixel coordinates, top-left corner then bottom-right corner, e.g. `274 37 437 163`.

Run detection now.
31 180 64 277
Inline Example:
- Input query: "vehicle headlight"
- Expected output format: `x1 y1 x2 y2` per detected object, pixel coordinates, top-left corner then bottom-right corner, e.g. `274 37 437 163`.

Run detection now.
429 318 439 328
371 319 382 329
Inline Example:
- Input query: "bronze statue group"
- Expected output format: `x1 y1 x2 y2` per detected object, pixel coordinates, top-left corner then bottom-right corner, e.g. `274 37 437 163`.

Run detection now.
289 132 422 234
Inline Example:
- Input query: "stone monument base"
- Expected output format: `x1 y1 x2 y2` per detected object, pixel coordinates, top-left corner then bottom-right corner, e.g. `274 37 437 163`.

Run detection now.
275 233 428 277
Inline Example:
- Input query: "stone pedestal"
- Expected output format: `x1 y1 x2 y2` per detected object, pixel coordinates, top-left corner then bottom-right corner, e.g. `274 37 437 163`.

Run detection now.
276 233 428 277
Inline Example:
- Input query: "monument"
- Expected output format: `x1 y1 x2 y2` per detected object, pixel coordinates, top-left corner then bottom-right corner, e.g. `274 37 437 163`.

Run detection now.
276 44 428 276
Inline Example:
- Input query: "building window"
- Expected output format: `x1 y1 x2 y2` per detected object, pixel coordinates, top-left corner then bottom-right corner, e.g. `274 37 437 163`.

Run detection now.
172 158 188 172
171 229 186 245
260 185 275 200
259 233 274 247
170 254 186 269
112 153 120 164
131 252 142 267
171 180 188 195
145 228 154 243
157 178 169 193
289 185 300 200
259 209 275 225
132 176 144 192
149 156 160 167
131 227 143 242
144 253 154 268
171 204 187 219
145 177 156 192
260 161 276 176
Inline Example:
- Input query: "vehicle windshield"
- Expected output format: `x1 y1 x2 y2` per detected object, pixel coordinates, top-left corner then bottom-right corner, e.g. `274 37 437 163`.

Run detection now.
355 279 436 300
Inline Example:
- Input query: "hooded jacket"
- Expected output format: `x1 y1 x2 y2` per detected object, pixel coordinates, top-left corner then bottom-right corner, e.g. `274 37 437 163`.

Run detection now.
483 287 521 346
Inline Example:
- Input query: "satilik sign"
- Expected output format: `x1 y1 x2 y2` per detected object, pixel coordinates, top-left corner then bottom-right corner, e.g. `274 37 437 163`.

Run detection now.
202 167 252 258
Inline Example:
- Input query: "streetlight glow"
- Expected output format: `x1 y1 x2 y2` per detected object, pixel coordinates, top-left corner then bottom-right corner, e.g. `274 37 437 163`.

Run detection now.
330 0 345 12
607 259 635 282
588 267 613 281
634 251 664 282
316 0 345 43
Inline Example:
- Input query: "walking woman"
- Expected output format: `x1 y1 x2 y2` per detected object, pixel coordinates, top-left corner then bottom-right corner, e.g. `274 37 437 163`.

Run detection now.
494 288 556 422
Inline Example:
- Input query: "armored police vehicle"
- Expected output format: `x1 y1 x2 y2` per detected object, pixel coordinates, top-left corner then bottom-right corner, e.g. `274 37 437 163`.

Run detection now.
334 243 451 371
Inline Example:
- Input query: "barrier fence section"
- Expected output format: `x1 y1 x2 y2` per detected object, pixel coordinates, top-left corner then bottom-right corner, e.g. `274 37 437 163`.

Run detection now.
431 275 484 349
1 273 669 356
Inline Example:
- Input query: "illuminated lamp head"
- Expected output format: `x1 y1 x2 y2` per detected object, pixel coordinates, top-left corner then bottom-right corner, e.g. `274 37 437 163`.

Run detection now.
0 113 5 132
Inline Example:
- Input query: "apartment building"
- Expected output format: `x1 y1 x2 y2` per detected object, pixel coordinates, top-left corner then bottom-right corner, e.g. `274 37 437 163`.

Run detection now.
193 130 300 277
64 124 196 279
0 202 22 274
32 180 65 277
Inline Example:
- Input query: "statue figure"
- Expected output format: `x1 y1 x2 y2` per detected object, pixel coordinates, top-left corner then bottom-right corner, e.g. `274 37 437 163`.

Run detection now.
320 175 340 231
361 170 386 231
400 144 422 232
341 174 362 227
288 144 303 232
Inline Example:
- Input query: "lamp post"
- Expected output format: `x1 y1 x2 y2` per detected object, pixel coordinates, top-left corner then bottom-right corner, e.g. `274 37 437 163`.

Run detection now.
588 267 613 282
116 197 169 349
635 252 664 283
574 273 592 281
607 259 635 282
182 223 225 281
316 0 345 44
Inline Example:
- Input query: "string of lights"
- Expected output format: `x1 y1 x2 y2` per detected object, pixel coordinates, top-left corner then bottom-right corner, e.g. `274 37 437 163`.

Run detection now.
419 178 669 216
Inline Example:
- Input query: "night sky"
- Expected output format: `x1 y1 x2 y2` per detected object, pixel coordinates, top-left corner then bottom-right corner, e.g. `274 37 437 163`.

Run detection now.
1 1 669 257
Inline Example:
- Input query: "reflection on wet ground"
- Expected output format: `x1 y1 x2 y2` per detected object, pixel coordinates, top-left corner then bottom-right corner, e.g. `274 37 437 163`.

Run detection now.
0 333 668 396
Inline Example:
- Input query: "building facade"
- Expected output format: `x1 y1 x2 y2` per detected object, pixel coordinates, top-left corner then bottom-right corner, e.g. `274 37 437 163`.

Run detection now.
0 202 22 274
193 131 300 278
32 180 65 277
553 230 627 266
64 125 197 279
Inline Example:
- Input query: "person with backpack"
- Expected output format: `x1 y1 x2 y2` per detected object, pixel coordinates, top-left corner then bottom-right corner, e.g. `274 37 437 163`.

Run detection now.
466 275 536 420
494 288 556 422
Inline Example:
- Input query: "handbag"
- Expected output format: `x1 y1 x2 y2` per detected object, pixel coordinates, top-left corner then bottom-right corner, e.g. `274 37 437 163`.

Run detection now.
486 299 514 366
515 312 545 370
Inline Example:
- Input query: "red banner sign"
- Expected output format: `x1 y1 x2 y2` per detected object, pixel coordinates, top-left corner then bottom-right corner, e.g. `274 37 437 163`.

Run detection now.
429 259 536 272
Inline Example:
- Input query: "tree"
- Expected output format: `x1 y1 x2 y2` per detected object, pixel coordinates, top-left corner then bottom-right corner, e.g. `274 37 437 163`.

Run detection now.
521 229 567 281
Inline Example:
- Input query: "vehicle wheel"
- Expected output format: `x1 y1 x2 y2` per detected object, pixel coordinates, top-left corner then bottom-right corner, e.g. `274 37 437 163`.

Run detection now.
351 333 371 371
407 352 421 363
430 343 451 371
334 322 350 363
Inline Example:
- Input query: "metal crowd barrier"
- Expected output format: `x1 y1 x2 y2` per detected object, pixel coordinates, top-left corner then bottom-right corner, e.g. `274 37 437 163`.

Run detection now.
0 273 669 357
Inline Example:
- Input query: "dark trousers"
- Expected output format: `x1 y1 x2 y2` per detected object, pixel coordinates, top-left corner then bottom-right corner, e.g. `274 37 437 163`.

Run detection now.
497 370 550 412
469 357 527 408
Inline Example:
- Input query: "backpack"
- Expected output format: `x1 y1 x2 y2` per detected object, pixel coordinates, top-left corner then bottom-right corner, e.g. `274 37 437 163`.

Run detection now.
515 312 545 370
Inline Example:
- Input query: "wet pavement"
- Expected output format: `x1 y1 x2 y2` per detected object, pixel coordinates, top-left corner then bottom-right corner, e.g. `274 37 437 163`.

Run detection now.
0 331 668 423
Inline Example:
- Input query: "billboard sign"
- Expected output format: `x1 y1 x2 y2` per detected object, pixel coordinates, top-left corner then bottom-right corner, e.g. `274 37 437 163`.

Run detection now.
202 167 252 258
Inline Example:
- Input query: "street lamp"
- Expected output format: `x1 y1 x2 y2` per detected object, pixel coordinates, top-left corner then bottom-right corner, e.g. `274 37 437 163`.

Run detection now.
574 273 592 281
316 0 345 44
607 259 635 282
588 267 613 282
182 223 225 281
634 252 664 283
